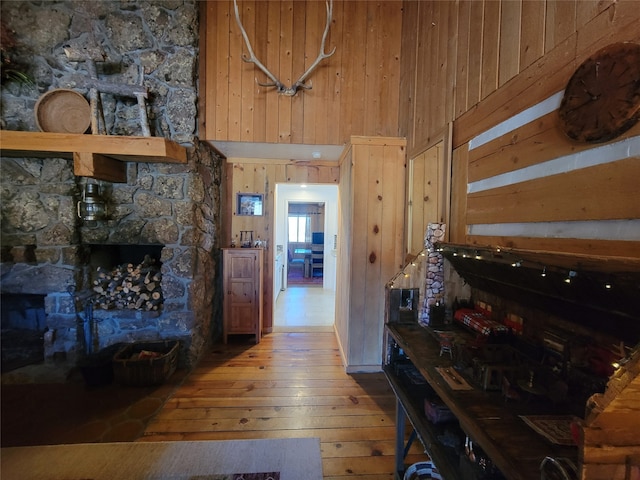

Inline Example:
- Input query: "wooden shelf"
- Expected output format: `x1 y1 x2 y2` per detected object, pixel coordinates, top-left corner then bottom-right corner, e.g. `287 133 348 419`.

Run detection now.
0 130 187 182
384 323 579 480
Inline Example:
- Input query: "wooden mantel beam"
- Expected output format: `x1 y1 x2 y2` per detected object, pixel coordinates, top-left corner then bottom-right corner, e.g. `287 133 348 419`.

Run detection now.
74 152 127 183
0 130 187 164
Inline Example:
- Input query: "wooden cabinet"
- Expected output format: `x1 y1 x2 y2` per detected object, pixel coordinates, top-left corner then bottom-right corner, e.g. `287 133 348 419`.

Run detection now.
222 248 263 344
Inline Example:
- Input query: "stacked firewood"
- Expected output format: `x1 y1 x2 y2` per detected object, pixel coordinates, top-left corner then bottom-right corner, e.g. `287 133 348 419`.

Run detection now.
92 255 163 311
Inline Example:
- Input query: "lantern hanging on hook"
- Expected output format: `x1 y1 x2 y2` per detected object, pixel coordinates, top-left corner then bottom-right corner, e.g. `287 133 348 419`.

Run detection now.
77 182 106 227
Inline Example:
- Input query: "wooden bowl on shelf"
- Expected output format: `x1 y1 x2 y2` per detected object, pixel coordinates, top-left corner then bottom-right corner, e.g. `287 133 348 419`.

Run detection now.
35 89 91 133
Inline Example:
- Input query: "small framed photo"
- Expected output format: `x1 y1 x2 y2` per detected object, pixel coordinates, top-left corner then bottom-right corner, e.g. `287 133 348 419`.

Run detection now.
237 193 264 216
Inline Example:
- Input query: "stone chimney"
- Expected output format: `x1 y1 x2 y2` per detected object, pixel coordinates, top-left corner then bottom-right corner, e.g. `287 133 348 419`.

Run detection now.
1 1 222 373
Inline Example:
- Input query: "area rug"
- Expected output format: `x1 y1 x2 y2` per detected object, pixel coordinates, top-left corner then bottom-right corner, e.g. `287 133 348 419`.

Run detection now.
1 438 322 480
187 475 278 480
177 475 278 480
287 269 323 286
519 415 579 446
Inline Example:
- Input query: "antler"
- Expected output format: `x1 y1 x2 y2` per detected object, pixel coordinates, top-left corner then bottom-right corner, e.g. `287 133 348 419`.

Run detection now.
233 0 335 97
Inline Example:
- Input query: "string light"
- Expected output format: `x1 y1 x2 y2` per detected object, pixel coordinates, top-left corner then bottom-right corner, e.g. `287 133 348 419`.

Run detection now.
387 247 432 288
434 242 620 292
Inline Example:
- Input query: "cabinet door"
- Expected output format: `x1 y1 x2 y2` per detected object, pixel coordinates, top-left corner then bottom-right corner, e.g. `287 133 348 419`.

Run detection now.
224 251 259 340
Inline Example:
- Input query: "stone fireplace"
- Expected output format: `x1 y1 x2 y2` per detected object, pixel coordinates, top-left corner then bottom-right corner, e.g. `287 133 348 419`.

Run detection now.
1 293 46 371
1 1 223 377
1 139 223 375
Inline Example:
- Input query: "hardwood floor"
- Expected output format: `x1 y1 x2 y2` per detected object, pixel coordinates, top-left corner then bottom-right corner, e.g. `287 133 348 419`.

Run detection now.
141 332 427 479
274 285 335 330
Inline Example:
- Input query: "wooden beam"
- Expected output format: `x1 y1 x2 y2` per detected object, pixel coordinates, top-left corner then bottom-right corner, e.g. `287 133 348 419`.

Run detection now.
73 152 127 183
0 130 187 163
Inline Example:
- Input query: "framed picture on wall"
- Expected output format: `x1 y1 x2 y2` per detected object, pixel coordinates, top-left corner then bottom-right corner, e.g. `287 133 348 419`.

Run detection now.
237 193 264 216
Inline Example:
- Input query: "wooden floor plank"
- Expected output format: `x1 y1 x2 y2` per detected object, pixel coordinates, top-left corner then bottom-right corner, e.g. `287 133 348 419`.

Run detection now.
163 395 392 409
323 454 425 476
177 378 391 389
146 413 394 433
142 332 430 478
320 439 424 458
188 367 349 379
141 426 400 443
155 403 395 420
171 386 393 398
187 371 357 381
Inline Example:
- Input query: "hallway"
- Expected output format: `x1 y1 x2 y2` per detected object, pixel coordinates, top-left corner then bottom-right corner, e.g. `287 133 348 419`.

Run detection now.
274 285 335 331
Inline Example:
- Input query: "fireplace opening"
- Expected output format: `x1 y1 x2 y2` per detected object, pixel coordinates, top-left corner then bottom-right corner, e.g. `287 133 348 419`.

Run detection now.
1 294 46 372
88 244 164 272
87 244 164 311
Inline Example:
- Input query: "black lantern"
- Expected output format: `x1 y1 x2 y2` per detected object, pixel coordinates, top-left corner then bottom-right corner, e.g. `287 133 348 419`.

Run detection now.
77 183 106 227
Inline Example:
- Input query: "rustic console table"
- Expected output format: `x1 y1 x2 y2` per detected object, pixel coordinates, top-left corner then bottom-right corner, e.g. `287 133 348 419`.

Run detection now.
383 322 578 480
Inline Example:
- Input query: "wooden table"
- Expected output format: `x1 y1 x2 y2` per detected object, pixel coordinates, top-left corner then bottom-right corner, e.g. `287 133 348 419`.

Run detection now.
518 378 548 402
294 248 312 277
384 323 578 480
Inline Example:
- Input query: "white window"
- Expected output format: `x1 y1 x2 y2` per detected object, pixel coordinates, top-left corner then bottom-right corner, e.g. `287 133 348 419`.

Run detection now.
288 215 310 243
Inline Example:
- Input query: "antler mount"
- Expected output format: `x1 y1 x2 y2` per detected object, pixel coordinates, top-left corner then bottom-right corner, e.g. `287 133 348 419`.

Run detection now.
233 0 336 97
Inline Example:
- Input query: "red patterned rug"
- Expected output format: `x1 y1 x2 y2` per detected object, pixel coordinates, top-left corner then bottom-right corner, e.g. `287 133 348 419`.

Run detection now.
287 269 323 285
219 474 279 480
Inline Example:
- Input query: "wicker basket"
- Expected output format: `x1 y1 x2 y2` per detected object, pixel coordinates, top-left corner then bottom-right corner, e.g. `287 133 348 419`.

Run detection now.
113 340 180 386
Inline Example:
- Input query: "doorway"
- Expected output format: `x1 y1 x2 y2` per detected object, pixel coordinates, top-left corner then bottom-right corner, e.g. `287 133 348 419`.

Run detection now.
273 184 338 330
287 202 324 286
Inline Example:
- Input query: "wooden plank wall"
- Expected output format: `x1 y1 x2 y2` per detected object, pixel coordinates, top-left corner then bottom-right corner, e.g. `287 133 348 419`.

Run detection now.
335 144 353 367
226 158 339 332
456 1 640 261
407 144 443 255
200 1 403 146
400 0 640 262
344 137 406 371
399 2 640 476
400 0 587 148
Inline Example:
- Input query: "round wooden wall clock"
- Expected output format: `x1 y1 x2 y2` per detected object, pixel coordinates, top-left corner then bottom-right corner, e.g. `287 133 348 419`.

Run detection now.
558 42 640 143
